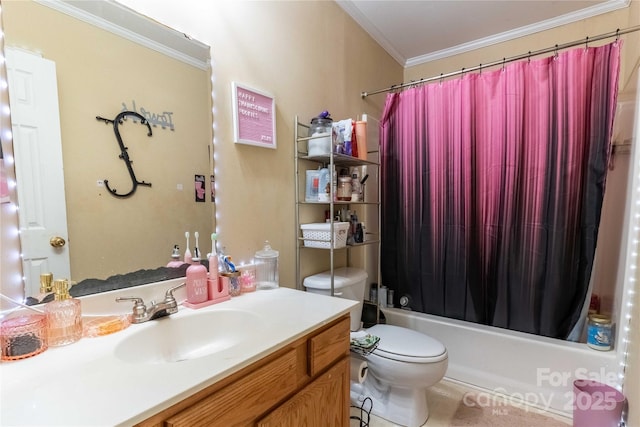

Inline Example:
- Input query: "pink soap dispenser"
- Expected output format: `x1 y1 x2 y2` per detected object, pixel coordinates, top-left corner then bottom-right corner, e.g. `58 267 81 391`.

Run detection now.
185 232 208 306
166 245 184 268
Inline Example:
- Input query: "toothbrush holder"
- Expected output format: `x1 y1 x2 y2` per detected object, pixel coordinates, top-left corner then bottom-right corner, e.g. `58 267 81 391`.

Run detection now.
208 276 230 303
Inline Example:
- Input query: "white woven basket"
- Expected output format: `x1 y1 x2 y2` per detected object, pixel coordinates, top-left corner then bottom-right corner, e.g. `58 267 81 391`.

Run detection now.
300 222 349 248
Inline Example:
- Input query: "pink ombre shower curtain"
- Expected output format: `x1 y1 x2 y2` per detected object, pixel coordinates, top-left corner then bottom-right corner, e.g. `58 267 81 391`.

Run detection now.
380 42 621 339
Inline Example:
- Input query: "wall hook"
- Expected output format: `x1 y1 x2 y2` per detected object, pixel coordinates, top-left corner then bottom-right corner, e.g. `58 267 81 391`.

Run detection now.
96 110 153 198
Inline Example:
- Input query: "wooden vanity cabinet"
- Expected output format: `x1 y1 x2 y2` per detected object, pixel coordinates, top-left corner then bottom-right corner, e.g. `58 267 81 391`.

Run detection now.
135 314 351 427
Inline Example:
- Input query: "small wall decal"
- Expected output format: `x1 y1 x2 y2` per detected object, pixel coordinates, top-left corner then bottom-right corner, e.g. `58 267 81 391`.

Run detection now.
195 175 205 202
121 100 175 131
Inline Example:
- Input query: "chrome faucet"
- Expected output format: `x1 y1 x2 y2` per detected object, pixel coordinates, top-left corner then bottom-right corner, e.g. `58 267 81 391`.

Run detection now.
116 282 186 323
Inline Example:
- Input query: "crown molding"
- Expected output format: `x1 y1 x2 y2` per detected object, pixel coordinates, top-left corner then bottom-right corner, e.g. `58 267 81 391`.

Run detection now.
35 0 210 70
338 0 630 69
405 0 630 68
336 0 406 65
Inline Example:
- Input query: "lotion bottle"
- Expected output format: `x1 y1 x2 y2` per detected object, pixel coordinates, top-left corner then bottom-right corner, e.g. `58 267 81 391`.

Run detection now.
186 247 208 304
44 279 82 346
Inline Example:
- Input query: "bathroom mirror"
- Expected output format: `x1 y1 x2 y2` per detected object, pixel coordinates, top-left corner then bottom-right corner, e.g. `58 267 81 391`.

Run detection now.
1 0 215 299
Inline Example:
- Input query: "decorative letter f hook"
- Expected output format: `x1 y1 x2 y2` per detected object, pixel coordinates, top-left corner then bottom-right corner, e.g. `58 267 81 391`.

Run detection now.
96 111 153 198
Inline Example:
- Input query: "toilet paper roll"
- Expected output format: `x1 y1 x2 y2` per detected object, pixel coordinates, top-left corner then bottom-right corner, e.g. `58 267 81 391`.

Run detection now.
350 355 368 384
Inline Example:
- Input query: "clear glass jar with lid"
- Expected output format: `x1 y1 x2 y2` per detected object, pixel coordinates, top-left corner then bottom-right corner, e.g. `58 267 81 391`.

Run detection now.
337 176 352 201
587 314 613 351
308 117 333 156
255 241 279 290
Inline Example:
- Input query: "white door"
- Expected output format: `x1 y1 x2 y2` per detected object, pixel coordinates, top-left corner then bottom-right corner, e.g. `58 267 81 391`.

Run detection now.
6 48 70 296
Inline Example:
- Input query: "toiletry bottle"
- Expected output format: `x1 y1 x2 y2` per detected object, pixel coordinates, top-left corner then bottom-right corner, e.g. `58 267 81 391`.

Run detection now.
186 248 208 304
351 168 361 201
167 245 183 267
44 279 82 346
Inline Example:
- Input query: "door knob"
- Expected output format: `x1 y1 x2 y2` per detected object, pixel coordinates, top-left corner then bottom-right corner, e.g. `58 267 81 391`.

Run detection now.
50 236 66 248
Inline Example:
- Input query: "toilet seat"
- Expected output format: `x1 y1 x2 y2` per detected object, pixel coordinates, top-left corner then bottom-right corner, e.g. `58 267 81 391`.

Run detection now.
366 324 447 363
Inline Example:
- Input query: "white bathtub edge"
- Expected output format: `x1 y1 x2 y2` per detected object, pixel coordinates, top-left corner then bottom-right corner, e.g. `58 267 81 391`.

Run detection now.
382 307 618 417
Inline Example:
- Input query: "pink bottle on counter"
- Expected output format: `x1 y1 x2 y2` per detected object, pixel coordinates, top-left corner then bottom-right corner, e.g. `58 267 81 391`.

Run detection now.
186 248 208 304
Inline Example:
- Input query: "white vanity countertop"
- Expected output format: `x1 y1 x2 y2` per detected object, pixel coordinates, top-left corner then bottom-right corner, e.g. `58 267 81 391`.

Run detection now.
0 284 356 426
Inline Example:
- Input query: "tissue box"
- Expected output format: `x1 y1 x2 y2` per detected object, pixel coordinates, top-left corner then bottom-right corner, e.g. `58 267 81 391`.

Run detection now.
300 222 349 248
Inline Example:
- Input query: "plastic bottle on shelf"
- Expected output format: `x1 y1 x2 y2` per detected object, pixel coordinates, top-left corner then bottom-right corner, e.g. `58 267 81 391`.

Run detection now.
318 167 331 202
351 168 361 201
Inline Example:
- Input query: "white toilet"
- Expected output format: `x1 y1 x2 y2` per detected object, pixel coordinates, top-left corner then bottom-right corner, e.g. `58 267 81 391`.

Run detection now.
303 268 448 427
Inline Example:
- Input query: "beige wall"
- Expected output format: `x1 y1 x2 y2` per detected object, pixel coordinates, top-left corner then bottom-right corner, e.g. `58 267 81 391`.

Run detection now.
2 1 213 283
208 0 400 285
117 0 402 287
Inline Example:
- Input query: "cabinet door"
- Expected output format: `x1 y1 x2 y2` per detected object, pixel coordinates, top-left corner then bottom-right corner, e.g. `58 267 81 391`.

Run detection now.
256 357 349 427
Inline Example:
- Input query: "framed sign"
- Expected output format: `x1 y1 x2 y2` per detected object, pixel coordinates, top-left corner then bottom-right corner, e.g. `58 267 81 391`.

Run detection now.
231 82 276 149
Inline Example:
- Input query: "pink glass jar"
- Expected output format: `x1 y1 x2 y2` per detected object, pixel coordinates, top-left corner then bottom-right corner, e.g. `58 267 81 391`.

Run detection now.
1 314 48 361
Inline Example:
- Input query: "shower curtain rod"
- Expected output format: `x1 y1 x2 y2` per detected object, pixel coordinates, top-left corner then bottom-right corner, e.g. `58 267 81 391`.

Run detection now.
361 25 640 98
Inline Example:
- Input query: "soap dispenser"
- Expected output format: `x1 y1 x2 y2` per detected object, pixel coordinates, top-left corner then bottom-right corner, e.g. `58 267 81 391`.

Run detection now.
186 246 208 305
167 245 183 268
44 279 82 346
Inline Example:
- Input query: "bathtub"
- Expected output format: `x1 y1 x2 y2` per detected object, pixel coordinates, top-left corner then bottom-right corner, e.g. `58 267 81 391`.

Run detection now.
382 307 618 416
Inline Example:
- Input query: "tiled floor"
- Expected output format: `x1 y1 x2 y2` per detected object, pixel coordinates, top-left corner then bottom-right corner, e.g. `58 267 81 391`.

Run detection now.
350 379 572 427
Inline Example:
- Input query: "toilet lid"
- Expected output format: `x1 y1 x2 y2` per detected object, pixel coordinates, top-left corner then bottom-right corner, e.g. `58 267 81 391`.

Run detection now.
366 324 447 363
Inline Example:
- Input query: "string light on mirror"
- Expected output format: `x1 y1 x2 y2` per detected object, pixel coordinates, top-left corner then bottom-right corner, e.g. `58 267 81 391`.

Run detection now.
0 3 27 305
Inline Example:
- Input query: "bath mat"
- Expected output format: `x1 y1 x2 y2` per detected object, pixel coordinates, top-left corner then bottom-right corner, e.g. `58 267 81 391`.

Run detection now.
449 393 571 426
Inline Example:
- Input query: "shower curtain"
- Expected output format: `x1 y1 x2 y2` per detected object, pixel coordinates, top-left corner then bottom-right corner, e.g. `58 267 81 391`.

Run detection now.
380 42 621 339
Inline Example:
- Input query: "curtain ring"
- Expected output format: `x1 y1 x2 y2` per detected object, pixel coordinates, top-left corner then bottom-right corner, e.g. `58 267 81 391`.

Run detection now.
439 73 444 85
585 36 589 50
616 28 620 41
502 57 506 71
554 44 558 59
528 51 531 63
479 63 482 74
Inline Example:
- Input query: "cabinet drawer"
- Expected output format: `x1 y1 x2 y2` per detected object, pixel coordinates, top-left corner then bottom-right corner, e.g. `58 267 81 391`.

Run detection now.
307 316 350 377
164 349 298 427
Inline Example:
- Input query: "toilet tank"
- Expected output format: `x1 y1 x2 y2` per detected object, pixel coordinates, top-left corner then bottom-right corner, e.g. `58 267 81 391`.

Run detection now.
303 267 367 331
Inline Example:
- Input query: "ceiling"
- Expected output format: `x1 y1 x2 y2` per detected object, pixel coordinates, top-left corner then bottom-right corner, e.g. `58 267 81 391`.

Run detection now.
336 0 629 67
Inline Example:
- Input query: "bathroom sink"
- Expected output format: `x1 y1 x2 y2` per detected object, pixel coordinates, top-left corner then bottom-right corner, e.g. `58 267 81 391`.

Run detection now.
114 309 261 363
